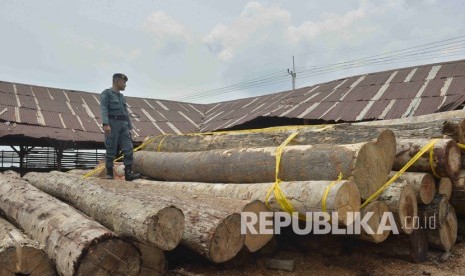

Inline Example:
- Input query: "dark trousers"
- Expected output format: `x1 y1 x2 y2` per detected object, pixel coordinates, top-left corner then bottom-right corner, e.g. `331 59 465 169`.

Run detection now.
105 118 133 169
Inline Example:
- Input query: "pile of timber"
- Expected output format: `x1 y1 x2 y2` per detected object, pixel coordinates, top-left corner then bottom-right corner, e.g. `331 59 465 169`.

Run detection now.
2 112 464 273
134 114 464 261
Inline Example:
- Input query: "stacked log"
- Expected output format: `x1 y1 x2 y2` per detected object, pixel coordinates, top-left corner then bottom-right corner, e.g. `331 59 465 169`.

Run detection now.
378 181 418 234
134 138 394 200
0 173 141 275
450 171 465 214
359 201 391 243
393 138 461 179
427 205 457 251
24 172 250 263
388 172 435 204
23 172 184 251
134 179 361 226
0 217 55 276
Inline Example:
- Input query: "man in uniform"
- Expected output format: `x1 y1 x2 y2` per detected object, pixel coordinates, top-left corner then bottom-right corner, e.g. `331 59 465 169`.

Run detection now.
100 73 140 181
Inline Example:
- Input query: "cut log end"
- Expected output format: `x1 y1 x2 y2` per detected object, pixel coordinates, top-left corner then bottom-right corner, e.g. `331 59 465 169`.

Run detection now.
77 238 141 276
0 246 55 276
444 140 461 180
353 138 395 199
428 205 457 252
134 242 166 275
148 207 185 251
334 180 361 225
437 178 452 201
419 194 449 228
419 173 436 205
359 201 390 243
242 200 273 253
209 213 244 263
399 185 418 235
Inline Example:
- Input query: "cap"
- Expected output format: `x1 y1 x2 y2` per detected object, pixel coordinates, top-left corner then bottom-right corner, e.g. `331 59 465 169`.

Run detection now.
113 73 128 82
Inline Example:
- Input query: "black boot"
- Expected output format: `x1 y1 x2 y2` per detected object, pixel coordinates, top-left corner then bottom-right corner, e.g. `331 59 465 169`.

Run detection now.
105 167 114 179
124 166 140 181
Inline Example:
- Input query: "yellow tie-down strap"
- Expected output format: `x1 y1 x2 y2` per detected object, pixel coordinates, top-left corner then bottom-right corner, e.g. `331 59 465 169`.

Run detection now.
265 131 301 216
264 131 345 221
361 138 439 208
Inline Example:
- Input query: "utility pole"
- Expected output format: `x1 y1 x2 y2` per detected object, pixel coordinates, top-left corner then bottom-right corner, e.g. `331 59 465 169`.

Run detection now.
287 56 296 91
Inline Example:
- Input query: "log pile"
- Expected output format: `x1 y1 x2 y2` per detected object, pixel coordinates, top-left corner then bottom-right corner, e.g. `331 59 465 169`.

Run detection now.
134 116 463 258
1 114 464 274
0 172 142 276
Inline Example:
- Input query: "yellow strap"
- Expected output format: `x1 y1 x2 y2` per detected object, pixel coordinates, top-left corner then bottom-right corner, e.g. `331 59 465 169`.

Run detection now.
361 138 439 208
321 173 343 212
157 135 171 152
265 131 300 216
429 144 440 179
457 143 465 150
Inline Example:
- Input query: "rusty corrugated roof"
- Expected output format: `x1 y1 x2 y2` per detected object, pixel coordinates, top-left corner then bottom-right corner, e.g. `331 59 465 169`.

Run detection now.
2 58 465 145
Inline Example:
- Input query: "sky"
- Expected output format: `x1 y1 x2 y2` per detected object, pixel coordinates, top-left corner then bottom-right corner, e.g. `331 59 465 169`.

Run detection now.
1 0 465 103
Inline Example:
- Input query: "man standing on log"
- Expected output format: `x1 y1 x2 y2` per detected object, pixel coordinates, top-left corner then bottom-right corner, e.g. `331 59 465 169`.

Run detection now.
100 73 140 181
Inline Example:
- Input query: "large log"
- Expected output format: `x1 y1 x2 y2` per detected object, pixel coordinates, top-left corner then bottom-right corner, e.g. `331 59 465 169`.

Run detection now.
427 205 457 252
134 179 361 226
393 138 461 179
23 172 184 251
144 126 395 153
0 174 141 276
135 140 393 200
359 201 391 243
388 172 435 204
358 119 465 144
91 178 246 263
378 181 418 234
356 110 465 143
0 217 55 276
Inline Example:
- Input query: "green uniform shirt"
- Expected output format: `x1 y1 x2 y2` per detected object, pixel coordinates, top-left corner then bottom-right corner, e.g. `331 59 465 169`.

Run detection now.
100 88 132 129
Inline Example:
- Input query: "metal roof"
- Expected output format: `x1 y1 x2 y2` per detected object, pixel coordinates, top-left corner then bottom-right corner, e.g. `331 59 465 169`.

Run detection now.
1 58 465 145
200 59 465 131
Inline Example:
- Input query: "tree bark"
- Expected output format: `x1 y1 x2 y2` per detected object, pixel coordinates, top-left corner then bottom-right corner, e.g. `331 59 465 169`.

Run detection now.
393 138 461 179
356 110 465 143
0 174 141 276
418 194 449 228
361 120 465 143
23 172 184 251
88 177 248 263
427 205 457 252
378 181 418 234
359 201 391 243
388 172 435 205
134 179 361 226
0 217 55 276
135 140 393 200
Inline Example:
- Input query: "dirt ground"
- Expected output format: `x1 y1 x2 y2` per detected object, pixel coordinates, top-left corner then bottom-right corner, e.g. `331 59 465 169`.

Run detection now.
166 231 465 276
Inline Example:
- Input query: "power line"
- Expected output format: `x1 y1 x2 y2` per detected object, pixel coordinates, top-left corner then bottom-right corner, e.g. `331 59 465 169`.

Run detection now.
170 35 465 102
